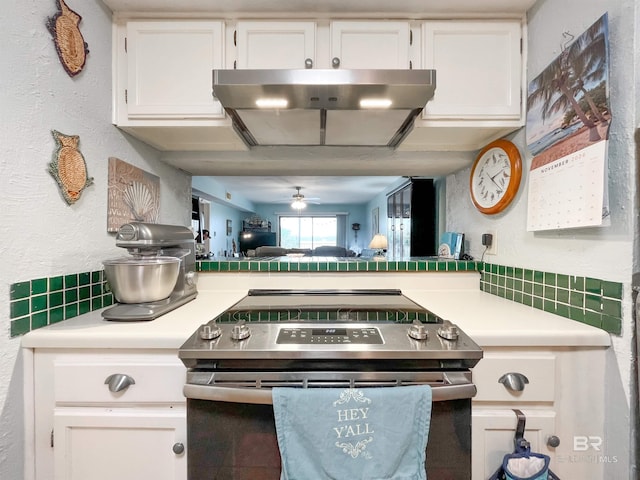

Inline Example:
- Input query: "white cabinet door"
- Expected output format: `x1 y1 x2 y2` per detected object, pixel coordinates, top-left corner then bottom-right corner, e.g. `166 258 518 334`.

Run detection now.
126 21 224 118
54 406 186 480
422 20 522 119
331 21 411 69
235 21 316 69
472 409 556 480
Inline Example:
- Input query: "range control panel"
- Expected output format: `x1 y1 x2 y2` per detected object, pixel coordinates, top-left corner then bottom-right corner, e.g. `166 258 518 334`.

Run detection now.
276 327 384 344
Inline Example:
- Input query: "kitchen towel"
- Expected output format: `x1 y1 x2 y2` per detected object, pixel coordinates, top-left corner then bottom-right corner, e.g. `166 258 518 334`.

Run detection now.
272 385 432 480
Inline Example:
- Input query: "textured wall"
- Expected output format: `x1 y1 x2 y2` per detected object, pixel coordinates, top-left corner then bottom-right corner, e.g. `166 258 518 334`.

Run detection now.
445 0 636 476
0 1 191 477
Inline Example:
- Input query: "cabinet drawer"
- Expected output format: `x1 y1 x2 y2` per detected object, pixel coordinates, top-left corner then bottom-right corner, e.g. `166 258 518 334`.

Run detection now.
472 353 556 402
54 354 186 405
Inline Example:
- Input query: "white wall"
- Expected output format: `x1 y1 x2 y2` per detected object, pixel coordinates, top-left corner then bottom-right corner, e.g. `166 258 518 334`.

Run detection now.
445 0 637 476
208 200 247 257
0 1 191 478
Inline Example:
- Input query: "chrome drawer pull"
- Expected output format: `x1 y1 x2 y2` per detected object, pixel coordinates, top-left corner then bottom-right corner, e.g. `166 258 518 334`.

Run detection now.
104 373 136 393
498 372 529 392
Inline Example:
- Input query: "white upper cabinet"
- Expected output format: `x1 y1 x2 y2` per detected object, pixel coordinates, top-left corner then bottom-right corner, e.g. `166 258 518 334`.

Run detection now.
235 21 316 69
234 20 410 70
110 16 525 154
330 21 411 69
125 21 225 118
421 20 522 120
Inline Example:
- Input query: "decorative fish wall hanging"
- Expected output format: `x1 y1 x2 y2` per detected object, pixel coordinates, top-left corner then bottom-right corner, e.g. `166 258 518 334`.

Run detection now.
49 130 94 205
46 0 89 77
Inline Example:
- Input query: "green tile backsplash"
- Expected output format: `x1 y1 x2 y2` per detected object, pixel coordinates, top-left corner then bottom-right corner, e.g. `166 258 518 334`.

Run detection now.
197 257 481 273
8 259 623 337
480 262 623 334
9 271 113 337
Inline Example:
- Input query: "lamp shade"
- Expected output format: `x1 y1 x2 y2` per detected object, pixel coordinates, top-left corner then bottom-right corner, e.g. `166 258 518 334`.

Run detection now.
369 234 388 250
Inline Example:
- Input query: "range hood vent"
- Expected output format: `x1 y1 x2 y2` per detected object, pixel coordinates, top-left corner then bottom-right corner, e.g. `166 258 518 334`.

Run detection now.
212 69 436 148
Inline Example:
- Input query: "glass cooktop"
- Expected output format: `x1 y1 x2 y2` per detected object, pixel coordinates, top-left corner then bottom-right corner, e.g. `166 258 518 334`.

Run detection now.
211 289 444 324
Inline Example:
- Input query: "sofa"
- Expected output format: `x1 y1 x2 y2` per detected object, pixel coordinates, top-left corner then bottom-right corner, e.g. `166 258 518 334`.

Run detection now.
249 245 354 257
311 246 355 257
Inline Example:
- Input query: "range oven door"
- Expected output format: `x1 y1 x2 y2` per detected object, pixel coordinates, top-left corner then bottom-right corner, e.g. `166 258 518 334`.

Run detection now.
184 371 474 480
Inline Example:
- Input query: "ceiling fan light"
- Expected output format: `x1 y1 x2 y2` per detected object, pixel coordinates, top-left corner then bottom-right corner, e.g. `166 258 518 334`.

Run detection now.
291 199 306 210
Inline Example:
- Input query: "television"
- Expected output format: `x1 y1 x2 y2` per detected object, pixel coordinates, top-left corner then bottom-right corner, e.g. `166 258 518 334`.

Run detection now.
238 231 277 254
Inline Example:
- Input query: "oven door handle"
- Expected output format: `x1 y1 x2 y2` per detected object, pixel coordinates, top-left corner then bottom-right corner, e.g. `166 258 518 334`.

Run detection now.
184 382 477 405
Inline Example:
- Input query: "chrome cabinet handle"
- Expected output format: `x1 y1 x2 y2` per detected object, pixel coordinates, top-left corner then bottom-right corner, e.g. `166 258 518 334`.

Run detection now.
104 373 135 393
304 58 313 69
498 372 529 392
332 57 340 68
172 443 185 455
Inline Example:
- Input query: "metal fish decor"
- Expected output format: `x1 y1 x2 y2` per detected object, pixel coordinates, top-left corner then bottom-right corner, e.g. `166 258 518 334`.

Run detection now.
49 130 94 205
46 0 89 77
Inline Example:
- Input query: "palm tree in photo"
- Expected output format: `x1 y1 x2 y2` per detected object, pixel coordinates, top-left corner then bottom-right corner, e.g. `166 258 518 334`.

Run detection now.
527 16 609 143
565 19 609 127
528 51 602 142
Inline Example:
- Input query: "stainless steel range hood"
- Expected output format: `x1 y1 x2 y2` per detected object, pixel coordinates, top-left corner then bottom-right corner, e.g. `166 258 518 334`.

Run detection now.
212 69 436 148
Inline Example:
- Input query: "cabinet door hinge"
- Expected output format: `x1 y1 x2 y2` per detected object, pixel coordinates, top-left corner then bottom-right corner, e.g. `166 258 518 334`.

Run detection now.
409 30 413 46
234 30 237 46
125 89 128 104
234 60 237 70
124 37 127 53
50 429 54 448
520 38 523 54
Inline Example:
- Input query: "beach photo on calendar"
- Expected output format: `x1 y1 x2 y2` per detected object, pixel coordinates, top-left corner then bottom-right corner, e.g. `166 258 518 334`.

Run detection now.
525 13 610 169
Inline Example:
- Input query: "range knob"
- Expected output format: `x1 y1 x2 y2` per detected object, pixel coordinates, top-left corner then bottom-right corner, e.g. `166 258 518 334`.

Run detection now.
231 320 251 341
408 319 428 340
199 322 221 340
437 320 459 341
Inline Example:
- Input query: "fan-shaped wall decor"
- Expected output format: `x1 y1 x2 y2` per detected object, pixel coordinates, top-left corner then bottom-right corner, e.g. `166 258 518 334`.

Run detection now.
48 130 93 205
46 0 89 77
107 157 160 232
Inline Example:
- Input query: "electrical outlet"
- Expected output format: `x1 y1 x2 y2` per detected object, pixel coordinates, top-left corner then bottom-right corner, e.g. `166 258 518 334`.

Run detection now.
484 230 497 255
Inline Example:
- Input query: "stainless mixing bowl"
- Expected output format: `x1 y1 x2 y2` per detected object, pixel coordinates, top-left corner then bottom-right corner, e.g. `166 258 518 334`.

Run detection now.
103 256 181 304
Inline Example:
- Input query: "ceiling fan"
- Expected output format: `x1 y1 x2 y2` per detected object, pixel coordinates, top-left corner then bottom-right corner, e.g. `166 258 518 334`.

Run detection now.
274 186 321 209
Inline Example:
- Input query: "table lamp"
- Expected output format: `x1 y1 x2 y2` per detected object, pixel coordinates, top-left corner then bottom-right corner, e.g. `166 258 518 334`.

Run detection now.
369 234 388 259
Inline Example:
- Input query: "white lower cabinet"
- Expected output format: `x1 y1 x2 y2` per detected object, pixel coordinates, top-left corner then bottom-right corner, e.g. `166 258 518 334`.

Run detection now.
30 350 188 480
471 348 606 480
472 409 556 480
53 407 186 480
28 345 606 480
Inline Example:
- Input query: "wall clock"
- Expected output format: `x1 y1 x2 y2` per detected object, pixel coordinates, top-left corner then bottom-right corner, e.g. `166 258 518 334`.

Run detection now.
469 139 522 215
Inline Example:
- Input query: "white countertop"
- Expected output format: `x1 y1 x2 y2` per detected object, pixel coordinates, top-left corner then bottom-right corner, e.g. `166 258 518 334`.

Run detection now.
22 285 610 350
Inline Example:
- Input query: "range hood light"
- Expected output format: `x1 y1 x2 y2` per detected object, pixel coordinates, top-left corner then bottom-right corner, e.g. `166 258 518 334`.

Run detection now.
256 98 288 108
360 98 393 108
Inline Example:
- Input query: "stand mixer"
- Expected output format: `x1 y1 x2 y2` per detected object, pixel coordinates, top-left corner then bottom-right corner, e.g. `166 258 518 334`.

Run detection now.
102 222 198 321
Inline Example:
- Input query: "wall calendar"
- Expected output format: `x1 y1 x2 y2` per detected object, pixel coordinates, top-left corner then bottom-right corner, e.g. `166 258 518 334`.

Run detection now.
525 14 611 232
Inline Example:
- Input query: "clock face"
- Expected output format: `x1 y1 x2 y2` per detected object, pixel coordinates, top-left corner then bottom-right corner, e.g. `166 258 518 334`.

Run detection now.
470 140 522 215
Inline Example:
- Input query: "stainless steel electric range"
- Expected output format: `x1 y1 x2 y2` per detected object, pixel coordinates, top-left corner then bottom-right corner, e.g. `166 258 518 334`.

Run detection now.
179 289 483 480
